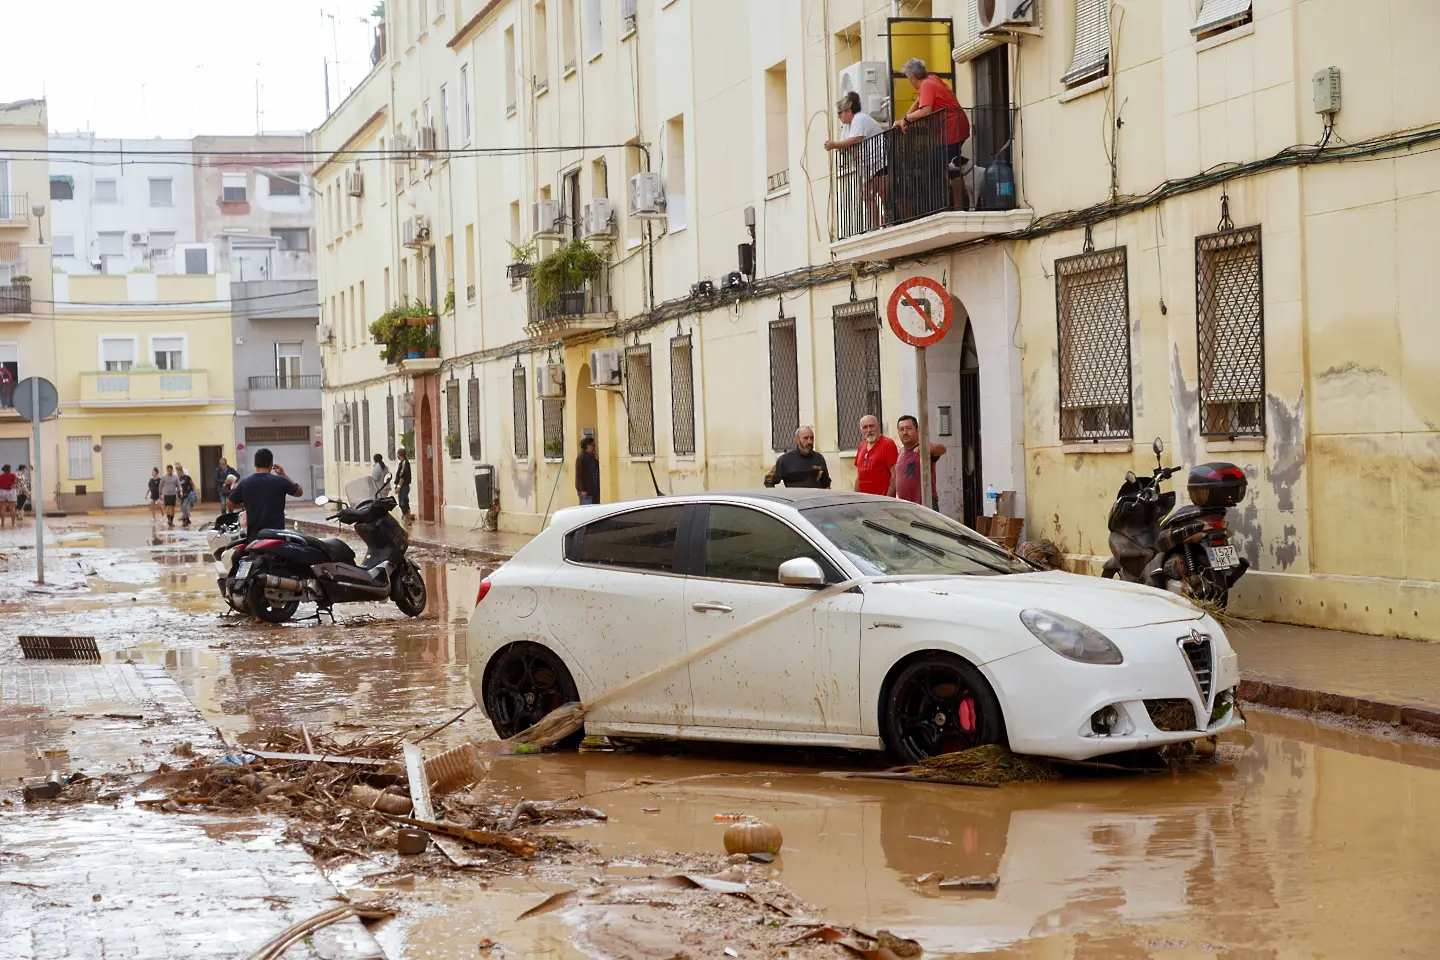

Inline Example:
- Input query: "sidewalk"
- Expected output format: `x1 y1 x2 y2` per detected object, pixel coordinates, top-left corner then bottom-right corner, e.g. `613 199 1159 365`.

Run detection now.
288 506 532 561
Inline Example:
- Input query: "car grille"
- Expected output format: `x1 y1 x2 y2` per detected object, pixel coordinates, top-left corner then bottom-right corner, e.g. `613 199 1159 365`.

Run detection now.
1145 698 1197 732
1178 632 1214 702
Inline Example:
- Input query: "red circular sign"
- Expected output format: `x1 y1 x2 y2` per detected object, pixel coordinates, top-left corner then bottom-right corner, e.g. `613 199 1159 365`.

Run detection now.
886 277 952 347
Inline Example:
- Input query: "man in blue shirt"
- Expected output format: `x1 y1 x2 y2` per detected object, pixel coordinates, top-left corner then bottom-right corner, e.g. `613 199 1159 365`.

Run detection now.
226 447 303 536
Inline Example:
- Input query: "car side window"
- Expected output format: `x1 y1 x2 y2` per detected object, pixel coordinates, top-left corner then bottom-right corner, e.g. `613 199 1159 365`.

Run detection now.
703 505 831 584
566 505 685 573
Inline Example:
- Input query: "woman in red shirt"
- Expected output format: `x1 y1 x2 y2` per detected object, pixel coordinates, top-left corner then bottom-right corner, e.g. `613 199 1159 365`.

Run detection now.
897 58 971 211
0 463 17 529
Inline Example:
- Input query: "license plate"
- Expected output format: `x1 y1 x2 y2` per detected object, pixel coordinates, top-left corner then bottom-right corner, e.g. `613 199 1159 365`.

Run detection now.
1205 543 1239 570
235 560 252 580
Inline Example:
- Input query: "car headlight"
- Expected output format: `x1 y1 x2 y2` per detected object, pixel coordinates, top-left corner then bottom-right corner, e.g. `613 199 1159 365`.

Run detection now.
1020 609 1124 665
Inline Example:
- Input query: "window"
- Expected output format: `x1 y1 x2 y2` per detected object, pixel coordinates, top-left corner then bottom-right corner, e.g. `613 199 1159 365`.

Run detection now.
152 336 185 370
764 63 790 190
363 398 372 462
542 397 564 460
1056 247 1132 442
1192 0 1252 37
268 173 301 197
343 410 352 463
534 1 550 90
100 337 136 371
53 234 75 258
0 343 17 389
504 26 517 113
769 318 799 451
386 394 397 459
50 177 74 201
149 178 173 206
97 232 125 257
562 0 577 71
275 341 303 383
1196 226 1264 437
439 84 450 150
665 115 687 229
464 224 476 301
566 505 685 572
833 300 882 451
460 65 472 142
222 172 247 202
671 334 696 455
95 179 118 203
467 376 482 459
246 425 310 443
148 232 175 253
703 505 827 584
446 379 462 459
68 437 95 480
625 344 655 456
352 401 362 462
512 365 530 458
1063 0 1110 86
185 247 209 274
584 0 602 59
273 228 310 251
804 500 1032 578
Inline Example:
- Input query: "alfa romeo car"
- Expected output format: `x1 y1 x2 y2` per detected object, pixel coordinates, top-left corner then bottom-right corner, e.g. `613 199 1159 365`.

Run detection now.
467 490 1242 762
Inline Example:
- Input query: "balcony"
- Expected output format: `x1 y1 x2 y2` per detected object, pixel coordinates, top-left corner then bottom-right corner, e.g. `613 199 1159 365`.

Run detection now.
79 369 211 407
247 374 323 412
0 282 31 316
0 194 30 229
829 108 1032 262
525 268 614 338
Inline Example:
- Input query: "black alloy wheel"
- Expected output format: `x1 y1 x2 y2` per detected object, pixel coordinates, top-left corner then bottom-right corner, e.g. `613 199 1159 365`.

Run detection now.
392 561 428 618
483 642 581 743
245 568 301 623
882 654 1005 765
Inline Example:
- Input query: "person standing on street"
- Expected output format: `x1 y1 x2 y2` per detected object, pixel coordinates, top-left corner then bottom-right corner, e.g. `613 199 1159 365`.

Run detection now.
147 468 162 519
765 425 832 488
0 464 17 529
394 448 413 521
575 437 601 505
15 464 30 520
853 415 899 496
226 448 303 538
176 463 196 527
893 415 947 509
370 453 388 496
159 465 181 528
213 458 239 499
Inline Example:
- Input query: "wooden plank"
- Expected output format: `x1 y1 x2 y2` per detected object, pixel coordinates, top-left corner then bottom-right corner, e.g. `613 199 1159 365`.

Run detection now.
402 743 434 822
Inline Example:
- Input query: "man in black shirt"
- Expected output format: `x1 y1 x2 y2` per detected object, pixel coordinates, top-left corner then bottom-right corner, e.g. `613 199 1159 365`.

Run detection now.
765 425 832 488
575 436 601 505
394 448 413 520
227 447 303 537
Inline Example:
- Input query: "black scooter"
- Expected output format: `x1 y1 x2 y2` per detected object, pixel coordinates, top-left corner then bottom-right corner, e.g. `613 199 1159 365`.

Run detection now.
227 483 427 623
1101 438 1249 607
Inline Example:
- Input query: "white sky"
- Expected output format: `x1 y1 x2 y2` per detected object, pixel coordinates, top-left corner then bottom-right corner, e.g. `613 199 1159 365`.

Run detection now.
0 0 379 138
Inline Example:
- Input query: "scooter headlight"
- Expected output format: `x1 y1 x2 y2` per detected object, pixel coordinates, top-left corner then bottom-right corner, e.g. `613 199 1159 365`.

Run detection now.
1020 609 1124 665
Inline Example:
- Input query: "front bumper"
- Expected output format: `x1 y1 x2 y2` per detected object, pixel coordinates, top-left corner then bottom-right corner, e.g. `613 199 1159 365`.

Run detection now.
984 627 1242 761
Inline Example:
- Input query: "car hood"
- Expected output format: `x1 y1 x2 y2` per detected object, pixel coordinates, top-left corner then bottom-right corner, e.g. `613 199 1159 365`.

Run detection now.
872 571 1204 629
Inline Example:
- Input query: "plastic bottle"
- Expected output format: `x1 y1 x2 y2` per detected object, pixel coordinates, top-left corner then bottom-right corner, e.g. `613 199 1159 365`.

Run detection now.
424 740 487 794
986 484 997 510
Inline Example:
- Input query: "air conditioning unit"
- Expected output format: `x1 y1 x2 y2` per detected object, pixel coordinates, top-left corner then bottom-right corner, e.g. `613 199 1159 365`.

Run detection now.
536 362 566 398
345 166 365 197
589 348 622 387
837 61 890 121
317 323 333 344
583 198 615 237
333 402 351 424
416 124 439 156
629 172 667 220
402 214 431 248
129 232 144 244
979 0 1038 32
531 199 562 237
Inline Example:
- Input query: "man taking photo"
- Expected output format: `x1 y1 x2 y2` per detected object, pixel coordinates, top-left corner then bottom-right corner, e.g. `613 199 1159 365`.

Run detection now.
226 448 304 537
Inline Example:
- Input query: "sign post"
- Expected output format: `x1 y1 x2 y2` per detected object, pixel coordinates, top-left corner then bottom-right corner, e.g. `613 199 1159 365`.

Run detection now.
14 376 59 585
886 278 952 512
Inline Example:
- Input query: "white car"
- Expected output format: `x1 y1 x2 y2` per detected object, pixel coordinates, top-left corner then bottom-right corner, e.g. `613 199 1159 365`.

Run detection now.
467 491 1242 762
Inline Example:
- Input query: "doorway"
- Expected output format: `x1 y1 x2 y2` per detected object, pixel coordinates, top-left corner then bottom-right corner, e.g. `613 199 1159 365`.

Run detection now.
419 393 436 521
958 320 983 529
198 445 223 502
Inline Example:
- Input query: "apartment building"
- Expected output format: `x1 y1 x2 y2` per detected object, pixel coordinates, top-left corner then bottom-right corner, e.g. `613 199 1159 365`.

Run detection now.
316 0 1440 642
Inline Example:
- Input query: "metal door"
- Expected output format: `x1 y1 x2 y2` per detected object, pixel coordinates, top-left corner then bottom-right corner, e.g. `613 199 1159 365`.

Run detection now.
101 435 162 508
958 322 983 529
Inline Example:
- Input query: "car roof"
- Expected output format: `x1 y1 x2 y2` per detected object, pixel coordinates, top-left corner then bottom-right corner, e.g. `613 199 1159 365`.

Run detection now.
556 490 884 517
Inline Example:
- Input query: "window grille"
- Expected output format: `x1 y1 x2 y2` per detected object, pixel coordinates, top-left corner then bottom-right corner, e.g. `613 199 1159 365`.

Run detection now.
624 344 655 456
467 376 482 459
1064 0 1110 85
1196 226 1265 437
362 399 372 462
1056 247 1132 442
770 318 800 452
67 436 94 480
446 379 462 459
247 426 311 443
833 299 882 451
542 397 564 461
512 365 530 458
335 423 343 462
342 415 352 463
386 394 396 458
670 335 696 456
351 402 361 461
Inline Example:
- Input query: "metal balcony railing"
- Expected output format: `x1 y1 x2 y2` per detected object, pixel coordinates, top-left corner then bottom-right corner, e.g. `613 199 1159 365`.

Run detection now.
249 374 322 390
0 282 31 314
0 193 30 224
526 267 612 328
831 107 1018 242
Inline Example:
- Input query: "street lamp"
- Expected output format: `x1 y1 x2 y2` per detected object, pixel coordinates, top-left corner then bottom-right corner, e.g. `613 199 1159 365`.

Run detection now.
31 202 45 243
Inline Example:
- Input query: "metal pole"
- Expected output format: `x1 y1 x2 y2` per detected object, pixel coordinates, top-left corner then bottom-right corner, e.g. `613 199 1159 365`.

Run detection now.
31 377 43 584
917 346 932 512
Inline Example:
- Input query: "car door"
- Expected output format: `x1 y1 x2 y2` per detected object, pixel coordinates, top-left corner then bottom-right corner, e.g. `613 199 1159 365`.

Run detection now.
683 503 863 735
542 503 694 729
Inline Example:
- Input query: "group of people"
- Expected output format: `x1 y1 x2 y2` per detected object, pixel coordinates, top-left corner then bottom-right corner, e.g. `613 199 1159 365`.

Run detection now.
0 463 32 528
146 462 205 528
367 448 414 520
765 415 947 509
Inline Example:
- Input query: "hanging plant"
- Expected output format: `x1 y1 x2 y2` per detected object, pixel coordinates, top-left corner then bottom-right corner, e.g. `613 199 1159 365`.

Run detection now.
506 238 538 280
532 239 608 315
371 297 438 363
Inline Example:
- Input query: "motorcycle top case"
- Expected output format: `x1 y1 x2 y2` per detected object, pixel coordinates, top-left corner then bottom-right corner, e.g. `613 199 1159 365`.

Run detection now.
1187 462 1247 507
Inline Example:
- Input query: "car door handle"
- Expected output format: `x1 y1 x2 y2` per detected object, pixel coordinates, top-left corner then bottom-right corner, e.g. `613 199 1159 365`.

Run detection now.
692 602 733 614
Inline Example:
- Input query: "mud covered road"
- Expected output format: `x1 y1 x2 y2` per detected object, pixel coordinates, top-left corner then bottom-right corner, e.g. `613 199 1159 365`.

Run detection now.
3 515 1440 958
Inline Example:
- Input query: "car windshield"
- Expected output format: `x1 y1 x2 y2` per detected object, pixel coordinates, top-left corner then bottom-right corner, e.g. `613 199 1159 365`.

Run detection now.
802 500 1034 577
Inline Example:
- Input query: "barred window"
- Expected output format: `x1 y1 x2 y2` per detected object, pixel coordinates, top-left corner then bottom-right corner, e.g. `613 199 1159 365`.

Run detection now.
335 423 343 462
342 414 352 463
467 376 482 459
68 436 95 480
1196 226 1264 437
1056 247 1132 442
670 335 696 456
351 402 361 461
386 394 396 458
625 344 656 456
833 299 882 451
542 397 564 461
769 318 799 452
246 425 310 443
362 399 371 462
512 365 530 458
446 379 462 459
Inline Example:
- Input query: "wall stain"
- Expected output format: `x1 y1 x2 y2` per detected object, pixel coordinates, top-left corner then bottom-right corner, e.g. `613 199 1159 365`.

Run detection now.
1273 524 1300 570
1170 347 1198 470
1131 316 1144 421
1317 361 1387 379
1230 486 1263 570
1265 392 1306 512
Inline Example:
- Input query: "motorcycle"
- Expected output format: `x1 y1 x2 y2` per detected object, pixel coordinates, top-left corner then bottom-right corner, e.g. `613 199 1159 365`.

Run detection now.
1101 437 1249 607
208 511 250 615
225 476 427 623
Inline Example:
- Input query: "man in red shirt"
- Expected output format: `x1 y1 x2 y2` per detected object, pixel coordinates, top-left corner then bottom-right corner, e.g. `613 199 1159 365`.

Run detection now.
893 415 947 509
853 415 899 496
897 58 971 211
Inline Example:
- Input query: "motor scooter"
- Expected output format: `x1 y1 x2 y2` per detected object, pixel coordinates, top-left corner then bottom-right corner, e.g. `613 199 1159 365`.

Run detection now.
1101 438 1249 607
207 510 249 615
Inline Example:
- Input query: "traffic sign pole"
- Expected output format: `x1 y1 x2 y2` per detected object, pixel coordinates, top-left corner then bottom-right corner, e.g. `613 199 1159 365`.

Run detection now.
31 376 42 584
917 346 932 512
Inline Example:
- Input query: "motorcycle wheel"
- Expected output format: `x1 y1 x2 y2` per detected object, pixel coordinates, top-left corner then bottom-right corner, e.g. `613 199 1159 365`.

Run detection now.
1186 571 1230 610
392 561 427 618
246 571 300 623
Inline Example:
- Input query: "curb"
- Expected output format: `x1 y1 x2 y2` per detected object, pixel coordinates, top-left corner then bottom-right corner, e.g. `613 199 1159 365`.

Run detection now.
1238 677 1440 738
291 519 515 564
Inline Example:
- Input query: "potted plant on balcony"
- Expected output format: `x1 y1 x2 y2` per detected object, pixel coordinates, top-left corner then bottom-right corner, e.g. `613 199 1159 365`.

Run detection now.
443 289 456 314
533 238 608 317
412 324 440 359
506 239 537 281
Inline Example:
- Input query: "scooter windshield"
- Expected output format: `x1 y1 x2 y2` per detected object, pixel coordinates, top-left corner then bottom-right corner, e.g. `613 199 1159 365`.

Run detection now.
345 475 385 504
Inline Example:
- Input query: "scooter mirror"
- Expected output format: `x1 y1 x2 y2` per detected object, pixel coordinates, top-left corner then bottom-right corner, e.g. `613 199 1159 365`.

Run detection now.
314 496 330 506
1125 471 1137 484
1152 437 1165 456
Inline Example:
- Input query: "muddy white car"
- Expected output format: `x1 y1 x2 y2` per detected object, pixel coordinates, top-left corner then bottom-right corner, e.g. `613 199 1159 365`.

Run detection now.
467 491 1242 762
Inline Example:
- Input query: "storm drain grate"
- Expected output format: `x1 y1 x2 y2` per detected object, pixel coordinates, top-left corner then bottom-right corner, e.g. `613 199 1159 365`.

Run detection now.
18 636 101 662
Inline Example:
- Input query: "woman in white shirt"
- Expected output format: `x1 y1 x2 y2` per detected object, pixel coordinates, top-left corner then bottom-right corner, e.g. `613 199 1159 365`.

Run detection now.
824 92 888 231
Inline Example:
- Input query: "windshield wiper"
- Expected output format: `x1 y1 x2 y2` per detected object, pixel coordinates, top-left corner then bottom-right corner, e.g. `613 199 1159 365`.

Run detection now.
907 520 1016 575
861 519 947 559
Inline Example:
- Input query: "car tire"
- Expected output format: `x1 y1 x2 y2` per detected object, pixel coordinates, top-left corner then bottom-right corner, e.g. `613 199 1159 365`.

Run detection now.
881 653 1006 766
483 642 583 746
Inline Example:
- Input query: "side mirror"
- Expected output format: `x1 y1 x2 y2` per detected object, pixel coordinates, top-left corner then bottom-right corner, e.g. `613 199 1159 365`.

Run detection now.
314 496 330 506
778 557 825 587
1124 471 1137 484
1152 438 1165 456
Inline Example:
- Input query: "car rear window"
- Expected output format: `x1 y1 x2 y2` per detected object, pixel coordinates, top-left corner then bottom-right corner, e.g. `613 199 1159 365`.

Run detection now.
565 505 685 573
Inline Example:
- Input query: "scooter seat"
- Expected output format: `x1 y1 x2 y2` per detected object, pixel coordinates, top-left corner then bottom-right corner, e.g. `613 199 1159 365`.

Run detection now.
320 537 357 563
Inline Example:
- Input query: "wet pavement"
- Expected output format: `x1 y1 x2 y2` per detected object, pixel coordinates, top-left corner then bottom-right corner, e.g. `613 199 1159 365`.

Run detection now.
4 514 1440 957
